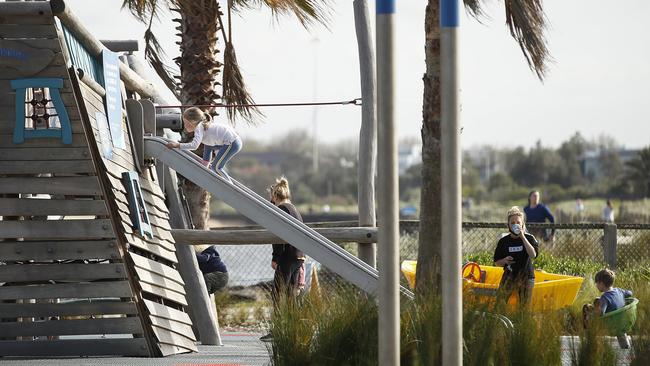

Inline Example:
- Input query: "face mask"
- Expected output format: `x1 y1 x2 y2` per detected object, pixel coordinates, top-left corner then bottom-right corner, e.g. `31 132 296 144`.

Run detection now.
510 223 521 235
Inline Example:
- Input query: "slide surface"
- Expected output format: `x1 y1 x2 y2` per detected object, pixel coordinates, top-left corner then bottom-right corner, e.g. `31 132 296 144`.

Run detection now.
145 136 413 298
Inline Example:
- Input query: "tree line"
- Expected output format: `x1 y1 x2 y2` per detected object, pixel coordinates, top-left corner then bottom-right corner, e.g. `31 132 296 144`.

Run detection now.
461 132 650 203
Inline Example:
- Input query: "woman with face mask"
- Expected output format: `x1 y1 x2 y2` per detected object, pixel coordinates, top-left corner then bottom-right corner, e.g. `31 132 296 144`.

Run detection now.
493 206 539 306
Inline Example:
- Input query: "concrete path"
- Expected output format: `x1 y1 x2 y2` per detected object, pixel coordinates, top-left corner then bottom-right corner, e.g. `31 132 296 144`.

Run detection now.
0 331 271 366
561 336 635 366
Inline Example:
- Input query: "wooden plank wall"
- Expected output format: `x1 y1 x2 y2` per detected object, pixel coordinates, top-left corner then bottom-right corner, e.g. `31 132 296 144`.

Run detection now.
0 13 148 357
75 65 196 355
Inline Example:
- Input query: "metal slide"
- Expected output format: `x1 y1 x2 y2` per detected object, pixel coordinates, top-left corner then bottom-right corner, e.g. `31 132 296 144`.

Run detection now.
144 136 413 298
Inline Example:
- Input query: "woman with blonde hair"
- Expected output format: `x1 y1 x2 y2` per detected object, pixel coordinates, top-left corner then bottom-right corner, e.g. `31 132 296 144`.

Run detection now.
493 206 539 305
260 177 306 341
166 107 242 182
269 177 305 294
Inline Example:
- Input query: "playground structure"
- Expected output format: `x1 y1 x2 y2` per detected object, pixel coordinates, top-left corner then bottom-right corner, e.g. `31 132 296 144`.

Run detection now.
0 0 411 358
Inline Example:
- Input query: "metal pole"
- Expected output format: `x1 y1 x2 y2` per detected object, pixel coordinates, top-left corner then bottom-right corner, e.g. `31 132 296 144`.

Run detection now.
441 0 462 365
376 1 399 365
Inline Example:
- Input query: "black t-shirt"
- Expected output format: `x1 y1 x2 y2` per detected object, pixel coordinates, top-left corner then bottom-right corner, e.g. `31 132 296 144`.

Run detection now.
493 233 539 279
272 202 305 265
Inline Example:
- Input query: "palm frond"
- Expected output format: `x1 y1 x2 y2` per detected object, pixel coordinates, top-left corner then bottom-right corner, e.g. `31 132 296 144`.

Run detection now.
121 0 161 23
222 41 263 124
504 0 550 80
123 0 181 98
144 28 181 99
463 0 486 20
219 1 262 124
231 0 331 29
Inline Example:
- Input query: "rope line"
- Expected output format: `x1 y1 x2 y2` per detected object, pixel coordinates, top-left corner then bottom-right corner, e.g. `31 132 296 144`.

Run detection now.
155 98 362 109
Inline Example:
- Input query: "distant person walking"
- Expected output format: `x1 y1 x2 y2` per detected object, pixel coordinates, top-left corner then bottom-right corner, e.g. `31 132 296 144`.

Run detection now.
165 107 242 182
602 199 615 223
575 198 585 222
524 190 555 243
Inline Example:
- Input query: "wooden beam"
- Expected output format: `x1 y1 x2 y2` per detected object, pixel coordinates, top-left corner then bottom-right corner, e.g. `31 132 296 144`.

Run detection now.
0 2 52 16
0 119 84 134
0 147 91 161
143 299 192 326
139 282 188 306
0 24 57 39
0 176 101 195
129 253 184 286
51 0 156 98
0 240 118 261
0 280 132 300
0 132 88 147
0 219 114 240
77 67 106 96
172 227 378 245
100 39 139 52
151 325 197 352
0 301 138 318
133 267 186 295
0 263 127 283
0 338 149 357
0 160 95 174
0 198 107 217
0 317 143 337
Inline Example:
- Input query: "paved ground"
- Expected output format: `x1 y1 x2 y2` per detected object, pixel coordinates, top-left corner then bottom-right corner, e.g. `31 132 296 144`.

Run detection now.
0 334 637 365
560 336 634 366
0 331 271 366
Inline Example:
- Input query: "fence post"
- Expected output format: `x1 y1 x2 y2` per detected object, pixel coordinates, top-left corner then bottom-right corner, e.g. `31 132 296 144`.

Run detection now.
603 223 617 269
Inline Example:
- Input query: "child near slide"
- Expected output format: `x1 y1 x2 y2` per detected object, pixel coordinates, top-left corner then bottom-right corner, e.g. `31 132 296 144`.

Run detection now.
166 107 242 182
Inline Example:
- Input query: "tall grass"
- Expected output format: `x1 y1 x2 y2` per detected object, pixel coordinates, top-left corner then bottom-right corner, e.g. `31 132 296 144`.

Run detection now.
267 270 650 365
267 288 377 366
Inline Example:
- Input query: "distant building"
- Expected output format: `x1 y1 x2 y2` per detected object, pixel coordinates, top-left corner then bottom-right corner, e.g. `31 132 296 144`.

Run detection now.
399 144 421 175
582 148 638 181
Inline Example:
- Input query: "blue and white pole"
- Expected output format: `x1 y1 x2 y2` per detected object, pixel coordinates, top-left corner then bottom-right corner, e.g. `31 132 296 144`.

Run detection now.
376 0 399 365
441 0 462 365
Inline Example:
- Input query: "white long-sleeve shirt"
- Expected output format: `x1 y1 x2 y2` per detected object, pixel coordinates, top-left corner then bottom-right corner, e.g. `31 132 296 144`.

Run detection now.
179 122 240 151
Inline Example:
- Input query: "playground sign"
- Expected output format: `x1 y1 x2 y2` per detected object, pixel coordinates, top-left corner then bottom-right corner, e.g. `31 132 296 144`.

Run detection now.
95 111 113 159
102 49 125 149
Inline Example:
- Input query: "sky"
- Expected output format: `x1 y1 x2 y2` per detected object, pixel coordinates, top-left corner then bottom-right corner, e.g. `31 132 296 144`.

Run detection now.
67 0 650 150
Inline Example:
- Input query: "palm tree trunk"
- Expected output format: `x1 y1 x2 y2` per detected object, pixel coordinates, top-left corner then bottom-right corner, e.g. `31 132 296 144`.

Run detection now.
175 3 223 231
416 0 442 296
353 0 377 267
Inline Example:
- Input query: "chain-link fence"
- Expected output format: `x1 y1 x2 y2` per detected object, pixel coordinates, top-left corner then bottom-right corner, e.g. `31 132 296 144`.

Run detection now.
215 222 650 291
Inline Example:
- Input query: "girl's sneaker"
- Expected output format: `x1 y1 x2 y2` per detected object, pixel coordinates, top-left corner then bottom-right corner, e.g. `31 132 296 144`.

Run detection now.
217 169 233 184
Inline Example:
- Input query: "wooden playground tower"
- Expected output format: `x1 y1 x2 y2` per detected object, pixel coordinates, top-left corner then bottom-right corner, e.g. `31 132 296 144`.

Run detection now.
0 0 202 357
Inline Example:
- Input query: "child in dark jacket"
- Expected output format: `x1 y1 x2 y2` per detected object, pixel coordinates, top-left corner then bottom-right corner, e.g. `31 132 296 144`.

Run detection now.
195 245 228 294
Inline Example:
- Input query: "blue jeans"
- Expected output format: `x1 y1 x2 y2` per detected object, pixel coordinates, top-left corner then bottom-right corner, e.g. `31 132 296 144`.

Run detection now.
202 137 242 173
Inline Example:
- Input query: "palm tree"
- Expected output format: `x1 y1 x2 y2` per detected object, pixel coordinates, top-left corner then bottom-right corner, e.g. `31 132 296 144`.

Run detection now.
625 146 650 198
122 0 330 231
415 0 551 296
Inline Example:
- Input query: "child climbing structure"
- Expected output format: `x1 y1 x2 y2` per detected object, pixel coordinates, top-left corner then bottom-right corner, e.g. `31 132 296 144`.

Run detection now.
0 0 195 357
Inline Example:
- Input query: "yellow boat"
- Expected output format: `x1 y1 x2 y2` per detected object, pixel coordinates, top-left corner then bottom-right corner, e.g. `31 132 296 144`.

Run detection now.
401 260 584 311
